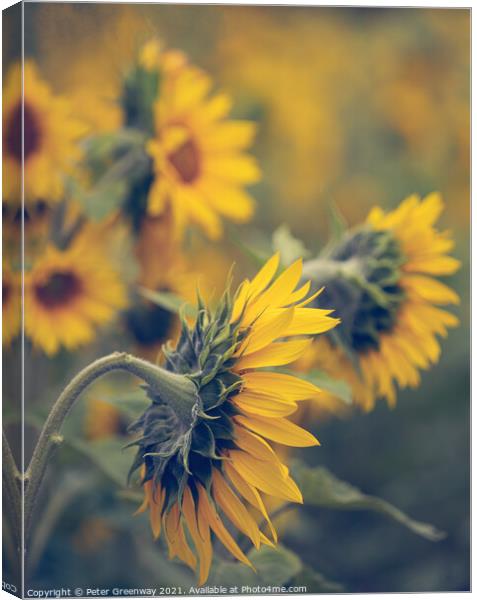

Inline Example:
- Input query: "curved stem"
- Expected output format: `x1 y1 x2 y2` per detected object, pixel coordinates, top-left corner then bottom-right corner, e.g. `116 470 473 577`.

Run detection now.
24 351 197 542
2 430 22 562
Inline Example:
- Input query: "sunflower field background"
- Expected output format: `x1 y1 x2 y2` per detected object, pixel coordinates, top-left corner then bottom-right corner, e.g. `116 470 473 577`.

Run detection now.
2 4 470 595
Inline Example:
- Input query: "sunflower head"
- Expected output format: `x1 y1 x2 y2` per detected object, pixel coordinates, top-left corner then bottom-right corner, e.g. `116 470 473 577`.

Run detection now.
113 39 259 240
303 192 460 409
305 222 406 354
130 255 338 583
2 261 21 347
3 61 86 204
24 226 128 355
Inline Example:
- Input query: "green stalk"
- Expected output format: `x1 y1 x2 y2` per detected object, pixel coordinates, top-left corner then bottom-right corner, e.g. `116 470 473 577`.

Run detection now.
302 256 365 284
2 430 22 565
23 352 198 542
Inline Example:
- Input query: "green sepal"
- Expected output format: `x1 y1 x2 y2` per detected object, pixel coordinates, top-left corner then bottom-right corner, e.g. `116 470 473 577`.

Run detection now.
304 226 407 355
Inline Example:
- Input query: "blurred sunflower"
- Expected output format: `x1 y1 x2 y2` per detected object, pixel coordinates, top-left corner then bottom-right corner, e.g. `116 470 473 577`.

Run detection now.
131 254 338 583
3 61 86 204
126 213 184 358
85 397 122 441
2 263 21 346
24 227 127 355
146 62 260 239
302 192 460 410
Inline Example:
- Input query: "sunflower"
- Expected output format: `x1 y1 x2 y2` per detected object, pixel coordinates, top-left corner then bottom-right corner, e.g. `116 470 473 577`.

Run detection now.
85 397 123 441
24 227 127 355
301 192 460 411
146 63 260 240
130 254 338 583
3 262 21 347
3 61 85 204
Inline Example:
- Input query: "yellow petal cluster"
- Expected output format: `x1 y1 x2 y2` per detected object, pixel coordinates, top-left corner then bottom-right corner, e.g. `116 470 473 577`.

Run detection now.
301 193 460 411
24 226 128 355
3 61 86 204
146 63 260 240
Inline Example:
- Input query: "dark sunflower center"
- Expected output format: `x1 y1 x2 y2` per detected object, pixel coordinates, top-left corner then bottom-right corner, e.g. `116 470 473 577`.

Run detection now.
35 272 82 309
168 138 201 184
125 286 176 346
5 101 42 162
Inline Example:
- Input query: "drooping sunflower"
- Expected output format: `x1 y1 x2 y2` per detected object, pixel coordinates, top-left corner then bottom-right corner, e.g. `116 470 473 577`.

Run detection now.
2 262 21 347
2 61 85 204
130 254 338 583
146 62 261 240
301 192 460 411
24 227 128 355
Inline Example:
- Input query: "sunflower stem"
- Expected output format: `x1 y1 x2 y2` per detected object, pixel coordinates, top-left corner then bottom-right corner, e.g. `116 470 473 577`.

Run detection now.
23 351 197 543
2 431 22 567
302 256 365 284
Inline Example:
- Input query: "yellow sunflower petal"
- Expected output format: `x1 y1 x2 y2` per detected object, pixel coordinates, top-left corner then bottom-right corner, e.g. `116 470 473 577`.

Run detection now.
223 462 278 543
241 259 303 326
231 279 251 323
403 255 461 276
283 308 339 337
182 487 212 585
403 275 460 305
233 425 289 470
235 414 319 447
164 504 197 571
234 392 297 417
241 371 322 401
248 252 280 299
212 469 261 549
197 485 253 568
237 308 295 356
228 450 303 503
149 486 165 539
234 339 312 371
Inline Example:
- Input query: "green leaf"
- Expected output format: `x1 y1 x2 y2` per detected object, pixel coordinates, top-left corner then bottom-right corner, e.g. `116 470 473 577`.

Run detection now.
72 141 150 221
138 286 197 318
68 437 137 488
272 224 311 266
211 545 302 587
293 463 446 541
77 179 128 221
250 545 302 583
82 128 147 163
291 566 344 593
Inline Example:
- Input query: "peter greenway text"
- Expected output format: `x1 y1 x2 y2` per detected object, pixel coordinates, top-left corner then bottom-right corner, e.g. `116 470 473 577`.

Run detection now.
24 585 308 597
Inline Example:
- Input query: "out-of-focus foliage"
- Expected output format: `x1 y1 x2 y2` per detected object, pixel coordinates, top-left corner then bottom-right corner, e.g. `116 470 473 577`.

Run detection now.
293 463 445 541
2 4 468 594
